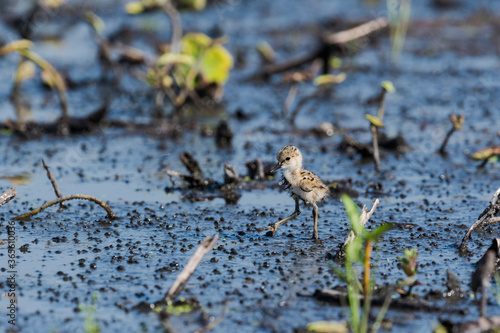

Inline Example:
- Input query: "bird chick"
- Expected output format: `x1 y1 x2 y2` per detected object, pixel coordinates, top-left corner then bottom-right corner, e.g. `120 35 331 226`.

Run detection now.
258 145 328 239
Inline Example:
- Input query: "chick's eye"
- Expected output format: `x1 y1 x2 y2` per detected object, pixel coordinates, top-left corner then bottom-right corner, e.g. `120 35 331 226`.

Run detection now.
285 157 290 161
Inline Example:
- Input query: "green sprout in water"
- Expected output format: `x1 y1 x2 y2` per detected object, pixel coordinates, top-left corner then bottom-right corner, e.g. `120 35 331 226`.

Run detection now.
0 39 69 133
331 194 392 333
397 248 418 279
149 33 233 107
126 0 233 109
366 80 396 172
396 248 421 297
126 0 206 13
78 293 101 333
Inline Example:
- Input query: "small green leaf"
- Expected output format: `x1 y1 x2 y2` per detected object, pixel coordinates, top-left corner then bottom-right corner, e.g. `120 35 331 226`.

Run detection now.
200 44 233 84
306 320 348 333
329 57 342 69
125 1 144 14
471 147 500 161
40 0 65 8
256 41 275 62
346 237 363 263
174 0 206 10
158 53 195 66
366 223 393 242
381 80 395 93
365 114 385 128
313 73 346 86
181 33 212 58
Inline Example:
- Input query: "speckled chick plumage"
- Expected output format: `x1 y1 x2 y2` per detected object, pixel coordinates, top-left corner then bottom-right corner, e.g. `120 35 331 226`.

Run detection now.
274 145 328 204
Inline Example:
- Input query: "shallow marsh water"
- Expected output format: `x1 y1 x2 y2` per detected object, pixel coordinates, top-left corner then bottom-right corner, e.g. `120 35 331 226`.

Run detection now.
1 0 500 332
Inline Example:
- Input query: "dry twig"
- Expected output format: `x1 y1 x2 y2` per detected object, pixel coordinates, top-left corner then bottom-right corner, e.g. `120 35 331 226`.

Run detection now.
13 194 115 220
164 234 219 301
459 186 500 253
42 159 66 211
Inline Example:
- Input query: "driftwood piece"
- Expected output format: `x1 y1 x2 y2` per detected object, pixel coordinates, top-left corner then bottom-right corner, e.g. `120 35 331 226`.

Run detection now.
164 234 219 301
459 186 500 253
0 188 16 208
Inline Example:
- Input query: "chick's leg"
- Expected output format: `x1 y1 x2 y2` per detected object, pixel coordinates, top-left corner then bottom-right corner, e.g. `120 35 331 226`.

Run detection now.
257 197 301 236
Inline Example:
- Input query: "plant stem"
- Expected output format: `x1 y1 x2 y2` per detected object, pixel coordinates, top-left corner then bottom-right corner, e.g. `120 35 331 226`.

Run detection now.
371 124 381 172
345 258 360 333
19 49 69 133
364 240 372 296
377 89 387 120
360 240 373 333
438 126 455 155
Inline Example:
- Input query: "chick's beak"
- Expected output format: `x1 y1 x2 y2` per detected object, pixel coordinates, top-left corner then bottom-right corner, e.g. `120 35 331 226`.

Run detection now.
271 162 282 174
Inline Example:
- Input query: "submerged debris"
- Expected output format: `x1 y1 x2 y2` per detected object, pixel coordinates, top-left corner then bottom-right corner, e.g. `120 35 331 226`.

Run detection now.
460 186 500 253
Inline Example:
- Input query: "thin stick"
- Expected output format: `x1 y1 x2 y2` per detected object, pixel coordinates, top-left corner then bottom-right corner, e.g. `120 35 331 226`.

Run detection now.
437 127 455 155
322 17 389 45
0 188 16 208
486 217 500 225
460 186 500 252
13 194 115 220
164 234 219 301
42 160 65 211
41 159 65 211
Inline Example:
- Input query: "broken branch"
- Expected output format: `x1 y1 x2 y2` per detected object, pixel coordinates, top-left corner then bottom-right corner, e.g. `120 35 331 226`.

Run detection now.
0 188 16 208
13 194 115 220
